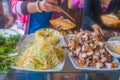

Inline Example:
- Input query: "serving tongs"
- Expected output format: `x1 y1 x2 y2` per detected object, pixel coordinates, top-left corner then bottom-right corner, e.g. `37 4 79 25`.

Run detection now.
58 0 75 22
47 0 75 22
8 45 21 57
61 9 75 22
8 35 27 57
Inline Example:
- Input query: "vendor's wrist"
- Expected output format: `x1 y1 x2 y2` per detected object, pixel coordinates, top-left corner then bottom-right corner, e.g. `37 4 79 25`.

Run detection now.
36 0 43 12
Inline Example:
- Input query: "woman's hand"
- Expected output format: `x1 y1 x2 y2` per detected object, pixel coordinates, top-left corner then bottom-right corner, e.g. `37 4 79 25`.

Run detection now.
92 24 104 36
27 0 65 13
40 0 62 12
4 15 14 28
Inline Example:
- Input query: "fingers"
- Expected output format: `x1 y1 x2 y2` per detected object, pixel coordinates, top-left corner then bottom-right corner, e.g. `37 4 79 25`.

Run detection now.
99 27 104 36
58 16 64 19
46 0 65 5
4 20 13 28
4 22 13 28
45 0 58 5
4 15 14 28
92 24 99 34
40 1 61 12
94 28 104 36
94 29 99 35
92 24 104 36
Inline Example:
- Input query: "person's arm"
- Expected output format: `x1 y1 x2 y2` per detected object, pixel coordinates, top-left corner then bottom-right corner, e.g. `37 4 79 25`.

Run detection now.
118 0 120 8
12 0 61 15
82 0 96 29
0 0 14 28
82 0 104 35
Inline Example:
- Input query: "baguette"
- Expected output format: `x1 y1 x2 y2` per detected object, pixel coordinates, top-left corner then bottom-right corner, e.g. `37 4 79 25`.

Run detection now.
101 15 120 29
49 19 76 30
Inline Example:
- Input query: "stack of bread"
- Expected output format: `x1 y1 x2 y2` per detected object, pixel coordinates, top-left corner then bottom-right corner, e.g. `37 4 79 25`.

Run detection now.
49 18 77 36
101 14 120 29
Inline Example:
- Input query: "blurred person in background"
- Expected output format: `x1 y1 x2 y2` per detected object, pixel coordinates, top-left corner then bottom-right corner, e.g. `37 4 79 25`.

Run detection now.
81 0 120 37
81 0 120 80
0 0 15 28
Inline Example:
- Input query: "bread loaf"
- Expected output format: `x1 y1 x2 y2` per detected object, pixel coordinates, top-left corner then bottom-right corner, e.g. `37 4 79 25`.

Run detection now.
101 15 120 29
49 19 76 30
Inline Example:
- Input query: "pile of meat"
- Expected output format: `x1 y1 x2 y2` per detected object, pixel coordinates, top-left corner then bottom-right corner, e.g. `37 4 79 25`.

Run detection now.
67 31 118 68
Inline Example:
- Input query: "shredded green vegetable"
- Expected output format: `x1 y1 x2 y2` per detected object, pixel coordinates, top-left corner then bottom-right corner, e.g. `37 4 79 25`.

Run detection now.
0 34 20 73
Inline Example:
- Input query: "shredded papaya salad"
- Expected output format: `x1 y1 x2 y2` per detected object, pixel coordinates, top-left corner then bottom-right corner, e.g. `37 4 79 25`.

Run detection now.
14 42 65 70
